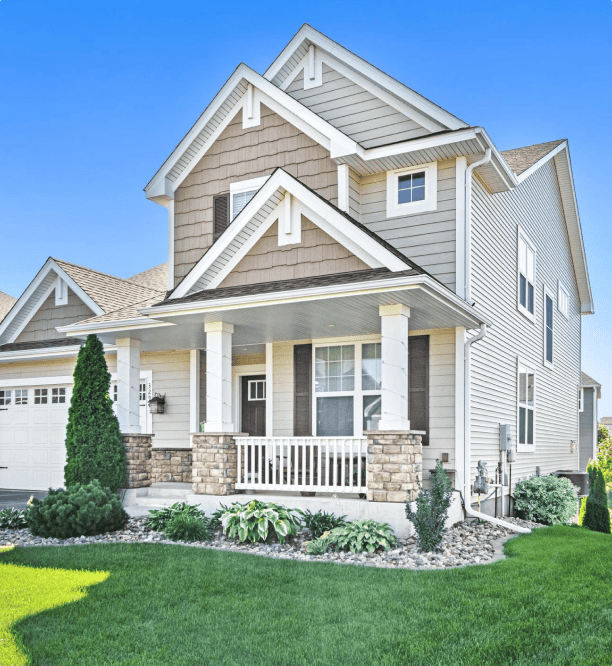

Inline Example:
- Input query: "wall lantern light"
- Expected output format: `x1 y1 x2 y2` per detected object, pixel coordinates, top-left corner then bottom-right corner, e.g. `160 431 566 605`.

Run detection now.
148 393 166 414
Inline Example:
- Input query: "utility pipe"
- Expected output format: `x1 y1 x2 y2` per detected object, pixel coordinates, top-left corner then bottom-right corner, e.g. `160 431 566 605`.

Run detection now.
464 148 492 303
463 324 531 533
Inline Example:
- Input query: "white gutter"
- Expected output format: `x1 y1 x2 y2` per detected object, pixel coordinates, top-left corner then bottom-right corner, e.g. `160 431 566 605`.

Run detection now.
464 148 492 303
463 323 531 534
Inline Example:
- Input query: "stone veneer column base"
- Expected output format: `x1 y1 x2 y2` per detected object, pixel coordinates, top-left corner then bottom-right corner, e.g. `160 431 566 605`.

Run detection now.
191 433 243 495
365 431 423 502
150 449 193 483
123 434 153 489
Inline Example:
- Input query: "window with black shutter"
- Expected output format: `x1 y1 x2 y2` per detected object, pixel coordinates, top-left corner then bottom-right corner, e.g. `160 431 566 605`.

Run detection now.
409 335 429 445
213 193 230 242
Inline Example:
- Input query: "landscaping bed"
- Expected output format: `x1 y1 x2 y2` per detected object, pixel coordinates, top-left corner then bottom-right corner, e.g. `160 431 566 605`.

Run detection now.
0 516 541 569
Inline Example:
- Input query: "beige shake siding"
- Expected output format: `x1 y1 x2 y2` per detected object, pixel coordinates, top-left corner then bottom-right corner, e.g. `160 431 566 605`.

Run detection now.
15 290 95 343
217 218 369 288
470 159 581 486
173 105 339 288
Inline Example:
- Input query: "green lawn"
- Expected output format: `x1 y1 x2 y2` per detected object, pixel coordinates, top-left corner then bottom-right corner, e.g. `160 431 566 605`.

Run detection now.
1 526 611 666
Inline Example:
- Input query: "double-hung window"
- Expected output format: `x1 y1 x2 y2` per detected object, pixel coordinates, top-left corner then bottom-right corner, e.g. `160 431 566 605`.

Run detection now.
518 229 536 319
517 363 535 451
314 342 382 437
543 288 554 367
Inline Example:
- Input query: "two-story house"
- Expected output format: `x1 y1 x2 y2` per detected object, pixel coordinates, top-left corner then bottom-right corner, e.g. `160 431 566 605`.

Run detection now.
0 25 592 530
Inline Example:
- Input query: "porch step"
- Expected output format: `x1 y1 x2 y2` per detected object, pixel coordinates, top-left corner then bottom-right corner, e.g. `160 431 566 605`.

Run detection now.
143 482 192 500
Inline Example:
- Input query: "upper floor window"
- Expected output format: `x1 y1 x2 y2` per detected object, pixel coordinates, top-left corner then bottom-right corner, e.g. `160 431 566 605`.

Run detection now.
518 229 536 320
386 162 437 218
558 281 569 319
544 288 554 367
230 176 268 221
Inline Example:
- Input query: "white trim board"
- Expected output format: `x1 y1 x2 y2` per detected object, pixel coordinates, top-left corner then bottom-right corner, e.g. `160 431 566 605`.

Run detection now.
169 168 410 299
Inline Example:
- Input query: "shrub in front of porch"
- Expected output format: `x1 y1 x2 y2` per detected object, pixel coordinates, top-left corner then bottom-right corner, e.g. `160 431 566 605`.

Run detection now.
300 509 348 539
219 500 301 544
147 502 208 532
305 519 397 554
162 513 215 543
405 460 453 552
64 334 126 493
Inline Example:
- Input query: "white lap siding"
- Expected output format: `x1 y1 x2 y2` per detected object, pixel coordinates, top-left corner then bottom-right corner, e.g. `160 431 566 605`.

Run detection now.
470 160 581 488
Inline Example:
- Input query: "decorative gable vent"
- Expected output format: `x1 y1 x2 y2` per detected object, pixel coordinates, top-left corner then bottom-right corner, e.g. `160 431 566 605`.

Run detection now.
213 193 230 242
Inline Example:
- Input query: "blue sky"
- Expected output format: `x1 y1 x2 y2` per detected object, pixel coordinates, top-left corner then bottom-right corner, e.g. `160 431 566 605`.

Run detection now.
1 1 611 410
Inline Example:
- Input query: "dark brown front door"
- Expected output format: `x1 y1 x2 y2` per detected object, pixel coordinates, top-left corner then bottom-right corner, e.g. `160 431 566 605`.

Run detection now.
241 375 266 436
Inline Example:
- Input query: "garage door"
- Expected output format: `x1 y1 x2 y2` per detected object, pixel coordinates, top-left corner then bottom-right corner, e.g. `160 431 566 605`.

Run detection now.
0 385 71 491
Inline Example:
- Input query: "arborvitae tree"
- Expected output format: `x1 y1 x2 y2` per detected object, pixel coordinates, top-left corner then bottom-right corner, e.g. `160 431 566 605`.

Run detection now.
583 467 611 534
64 334 126 492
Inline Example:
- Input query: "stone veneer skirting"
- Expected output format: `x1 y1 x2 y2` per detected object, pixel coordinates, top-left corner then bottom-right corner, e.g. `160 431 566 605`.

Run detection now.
365 431 423 502
150 449 192 484
123 434 153 489
191 433 240 496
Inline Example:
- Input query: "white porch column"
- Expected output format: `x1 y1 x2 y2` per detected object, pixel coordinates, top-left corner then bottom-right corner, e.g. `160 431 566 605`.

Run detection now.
204 322 235 432
116 338 141 434
189 349 201 434
378 304 410 431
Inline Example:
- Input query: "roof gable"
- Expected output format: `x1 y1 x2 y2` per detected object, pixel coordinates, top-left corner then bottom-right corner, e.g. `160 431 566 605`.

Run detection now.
264 24 468 132
170 168 413 299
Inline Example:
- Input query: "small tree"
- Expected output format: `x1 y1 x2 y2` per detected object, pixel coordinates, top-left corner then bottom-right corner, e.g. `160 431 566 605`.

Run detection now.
583 467 611 534
64 334 126 492
405 460 453 552
596 424 612 489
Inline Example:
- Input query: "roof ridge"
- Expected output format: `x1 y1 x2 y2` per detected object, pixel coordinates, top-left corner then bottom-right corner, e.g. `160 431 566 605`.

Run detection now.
501 138 566 154
53 258 162 295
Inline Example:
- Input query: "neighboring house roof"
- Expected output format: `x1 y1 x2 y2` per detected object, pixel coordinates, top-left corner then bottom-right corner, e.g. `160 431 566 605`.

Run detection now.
600 417 612 427
0 291 17 324
501 139 566 176
128 263 168 291
581 371 601 387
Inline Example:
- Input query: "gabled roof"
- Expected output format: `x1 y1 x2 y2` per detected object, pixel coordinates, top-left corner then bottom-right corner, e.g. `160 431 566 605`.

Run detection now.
502 139 566 176
581 372 601 388
264 24 468 132
169 167 417 300
0 258 166 345
0 291 17 324
128 263 168 291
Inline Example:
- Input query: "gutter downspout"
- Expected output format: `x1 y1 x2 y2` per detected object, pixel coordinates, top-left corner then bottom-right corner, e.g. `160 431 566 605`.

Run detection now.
464 149 491 303
463 327 530 535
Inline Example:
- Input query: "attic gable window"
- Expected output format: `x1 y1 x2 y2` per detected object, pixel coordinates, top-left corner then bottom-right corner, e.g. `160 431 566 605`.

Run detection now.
386 162 437 218
230 176 269 221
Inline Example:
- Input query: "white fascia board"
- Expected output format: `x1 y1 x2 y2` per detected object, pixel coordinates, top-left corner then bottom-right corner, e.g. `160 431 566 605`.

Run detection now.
0 344 117 364
0 258 105 343
142 274 485 328
145 64 357 202
170 169 409 299
517 141 568 183
264 24 468 131
57 319 170 336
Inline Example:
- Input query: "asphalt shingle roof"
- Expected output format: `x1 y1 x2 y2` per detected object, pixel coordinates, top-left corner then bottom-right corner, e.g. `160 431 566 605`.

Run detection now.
128 263 168 292
0 338 83 353
501 139 565 176
0 291 17 324
581 371 601 387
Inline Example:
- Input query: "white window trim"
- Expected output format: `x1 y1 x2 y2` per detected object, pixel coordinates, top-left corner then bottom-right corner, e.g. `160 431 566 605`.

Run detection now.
558 280 569 320
312 341 381 438
229 176 269 221
231 364 267 435
386 162 437 218
517 359 536 453
543 285 554 370
517 226 536 323
579 387 584 413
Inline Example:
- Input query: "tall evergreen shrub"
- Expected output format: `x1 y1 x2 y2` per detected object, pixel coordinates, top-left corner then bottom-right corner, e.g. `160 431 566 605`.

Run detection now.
583 467 611 534
64 334 126 492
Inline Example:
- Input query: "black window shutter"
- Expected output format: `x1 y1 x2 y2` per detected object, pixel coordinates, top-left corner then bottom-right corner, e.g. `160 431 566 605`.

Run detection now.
213 193 230 241
293 344 312 436
409 335 429 445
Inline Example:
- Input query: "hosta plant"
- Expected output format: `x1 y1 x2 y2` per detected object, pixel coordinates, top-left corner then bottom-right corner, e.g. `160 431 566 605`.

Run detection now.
513 474 577 525
162 513 214 543
300 509 348 539
0 507 28 529
307 519 397 554
220 500 301 544
147 502 207 532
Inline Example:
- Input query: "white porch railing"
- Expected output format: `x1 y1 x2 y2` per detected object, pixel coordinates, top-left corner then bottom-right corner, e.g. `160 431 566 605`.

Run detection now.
235 437 368 493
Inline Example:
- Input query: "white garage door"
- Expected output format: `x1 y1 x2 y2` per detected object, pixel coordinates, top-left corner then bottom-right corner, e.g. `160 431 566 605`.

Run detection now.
0 385 71 491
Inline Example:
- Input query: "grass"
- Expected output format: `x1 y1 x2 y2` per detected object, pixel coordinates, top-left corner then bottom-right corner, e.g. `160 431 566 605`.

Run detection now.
1 526 611 665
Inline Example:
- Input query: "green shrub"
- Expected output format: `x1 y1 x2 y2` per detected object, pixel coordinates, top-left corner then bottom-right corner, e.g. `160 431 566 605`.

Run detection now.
513 474 577 525
300 509 348 539
220 500 301 544
405 460 453 552
0 507 28 529
147 502 207 532
583 467 611 534
308 519 397 554
162 513 214 542
26 480 128 538
64 334 126 492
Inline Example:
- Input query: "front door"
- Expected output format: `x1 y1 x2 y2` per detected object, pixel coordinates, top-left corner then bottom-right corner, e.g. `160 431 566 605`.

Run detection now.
241 375 266 436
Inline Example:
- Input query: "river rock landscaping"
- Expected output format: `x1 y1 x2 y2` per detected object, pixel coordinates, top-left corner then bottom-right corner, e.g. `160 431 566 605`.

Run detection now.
0 516 543 569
